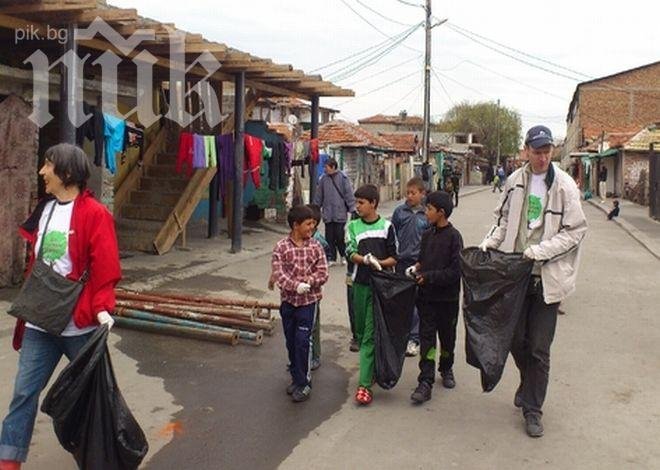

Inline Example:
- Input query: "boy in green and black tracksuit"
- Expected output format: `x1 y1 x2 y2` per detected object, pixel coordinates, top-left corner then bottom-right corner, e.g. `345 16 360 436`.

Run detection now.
345 184 398 405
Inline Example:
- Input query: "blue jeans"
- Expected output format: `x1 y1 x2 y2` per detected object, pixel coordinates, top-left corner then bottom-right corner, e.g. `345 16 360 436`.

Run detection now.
0 328 94 462
280 302 316 387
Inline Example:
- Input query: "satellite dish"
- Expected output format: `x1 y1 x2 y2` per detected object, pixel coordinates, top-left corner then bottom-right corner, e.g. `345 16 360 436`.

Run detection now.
287 114 298 125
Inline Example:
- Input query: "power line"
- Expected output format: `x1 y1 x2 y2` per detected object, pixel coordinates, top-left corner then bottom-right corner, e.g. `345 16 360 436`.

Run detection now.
395 0 424 8
447 22 593 79
309 23 418 73
327 22 422 82
430 67 455 106
344 55 423 86
378 80 423 114
445 24 583 81
334 69 421 106
355 0 415 26
339 0 422 53
432 69 487 97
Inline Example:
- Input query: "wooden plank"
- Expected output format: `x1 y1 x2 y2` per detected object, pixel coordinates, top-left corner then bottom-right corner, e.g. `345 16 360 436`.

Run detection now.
113 124 166 215
0 1 96 14
42 8 139 24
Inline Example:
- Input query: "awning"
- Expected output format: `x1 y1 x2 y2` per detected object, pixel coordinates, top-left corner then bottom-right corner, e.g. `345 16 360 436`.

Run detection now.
591 148 619 159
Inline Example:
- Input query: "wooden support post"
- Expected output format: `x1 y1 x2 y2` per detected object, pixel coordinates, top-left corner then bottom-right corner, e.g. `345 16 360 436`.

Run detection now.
231 72 245 253
309 94 320 202
59 23 77 144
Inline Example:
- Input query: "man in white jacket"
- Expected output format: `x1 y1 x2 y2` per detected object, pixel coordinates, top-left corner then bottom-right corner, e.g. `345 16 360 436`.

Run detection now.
479 125 588 438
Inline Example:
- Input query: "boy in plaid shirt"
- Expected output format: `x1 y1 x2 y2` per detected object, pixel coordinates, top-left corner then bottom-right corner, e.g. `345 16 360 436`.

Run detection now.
272 205 329 402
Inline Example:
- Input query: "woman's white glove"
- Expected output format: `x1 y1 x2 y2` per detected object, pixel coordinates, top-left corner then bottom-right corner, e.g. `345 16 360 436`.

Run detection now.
363 253 382 271
478 238 498 252
405 265 418 279
97 310 114 330
296 282 311 294
523 247 537 260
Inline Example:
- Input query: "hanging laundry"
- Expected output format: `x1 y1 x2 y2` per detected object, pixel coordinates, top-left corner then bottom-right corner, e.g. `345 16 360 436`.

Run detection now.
309 138 320 164
76 103 104 167
216 134 234 200
284 142 293 172
203 135 217 168
192 134 206 169
176 132 194 176
102 113 126 174
244 134 263 188
123 124 145 164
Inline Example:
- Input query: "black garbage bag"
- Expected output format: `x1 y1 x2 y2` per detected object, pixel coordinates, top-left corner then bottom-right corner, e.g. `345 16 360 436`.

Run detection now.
41 326 149 470
460 248 534 392
371 271 417 389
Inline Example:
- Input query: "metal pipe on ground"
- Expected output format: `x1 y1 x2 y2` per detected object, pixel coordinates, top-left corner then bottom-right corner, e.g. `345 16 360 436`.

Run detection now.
114 316 239 345
116 309 263 345
116 290 279 312
116 305 274 335
115 298 255 321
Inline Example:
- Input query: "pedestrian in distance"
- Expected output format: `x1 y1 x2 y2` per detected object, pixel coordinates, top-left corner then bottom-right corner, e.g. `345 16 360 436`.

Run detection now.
271 205 329 403
479 125 587 438
391 176 429 358
492 174 503 193
407 191 464 404
450 171 461 207
0 144 121 469
607 199 620 220
598 165 608 203
345 184 398 405
313 158 355 266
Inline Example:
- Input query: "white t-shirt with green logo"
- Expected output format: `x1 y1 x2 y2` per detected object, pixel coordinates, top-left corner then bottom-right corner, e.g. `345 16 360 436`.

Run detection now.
527 172 547 234
26 200 96 336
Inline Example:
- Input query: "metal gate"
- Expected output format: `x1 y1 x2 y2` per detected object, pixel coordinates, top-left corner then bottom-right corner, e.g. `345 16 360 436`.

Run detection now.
650 143 660 220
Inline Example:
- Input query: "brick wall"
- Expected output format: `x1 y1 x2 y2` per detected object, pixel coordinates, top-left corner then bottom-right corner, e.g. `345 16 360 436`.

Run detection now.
579 63 660 140
622 151 649 205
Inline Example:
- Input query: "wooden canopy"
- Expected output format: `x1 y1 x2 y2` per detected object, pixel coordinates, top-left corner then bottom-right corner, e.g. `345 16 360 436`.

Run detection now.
0 0 354 99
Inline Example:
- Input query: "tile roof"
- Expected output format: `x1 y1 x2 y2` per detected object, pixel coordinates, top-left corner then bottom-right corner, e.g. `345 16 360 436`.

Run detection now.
267 122 293 141
378 132 418 153
358 114 424 126
307 120 393 149
580 130 640 151
624 125 660 152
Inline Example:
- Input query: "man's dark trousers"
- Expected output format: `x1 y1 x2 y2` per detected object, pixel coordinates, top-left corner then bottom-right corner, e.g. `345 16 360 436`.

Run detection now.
280 302 316 387
325 221 346 262
510 277 559 416
416 299 459 385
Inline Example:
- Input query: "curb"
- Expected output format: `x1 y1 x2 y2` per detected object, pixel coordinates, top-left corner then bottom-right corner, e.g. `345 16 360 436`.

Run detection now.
586 199 660 260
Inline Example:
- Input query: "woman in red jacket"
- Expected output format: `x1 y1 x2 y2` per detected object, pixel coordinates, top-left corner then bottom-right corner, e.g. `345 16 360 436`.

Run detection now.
0 144 121 470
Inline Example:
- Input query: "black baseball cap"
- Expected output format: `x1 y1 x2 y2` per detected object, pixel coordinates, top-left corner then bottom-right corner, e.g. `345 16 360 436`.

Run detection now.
525 125 554 149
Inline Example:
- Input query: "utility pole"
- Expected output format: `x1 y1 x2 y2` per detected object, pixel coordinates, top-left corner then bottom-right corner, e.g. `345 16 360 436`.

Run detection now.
422 0 432 163
496 98 501 167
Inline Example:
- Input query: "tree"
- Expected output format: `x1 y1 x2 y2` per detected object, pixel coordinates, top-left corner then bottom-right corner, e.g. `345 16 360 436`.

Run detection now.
437 101 522 161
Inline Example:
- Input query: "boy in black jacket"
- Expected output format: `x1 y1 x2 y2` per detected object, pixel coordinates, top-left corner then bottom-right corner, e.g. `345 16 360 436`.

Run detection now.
406 191 463 404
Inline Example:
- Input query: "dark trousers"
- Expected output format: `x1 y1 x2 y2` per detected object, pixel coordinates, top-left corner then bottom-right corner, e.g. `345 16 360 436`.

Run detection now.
325 221 346 261
396 260 420 343
417 299 459 385
453 189 459 207
280 302 316 387
510 278 559 416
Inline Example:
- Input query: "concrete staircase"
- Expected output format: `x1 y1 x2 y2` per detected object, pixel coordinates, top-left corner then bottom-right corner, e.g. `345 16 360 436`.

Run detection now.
116 152 189 252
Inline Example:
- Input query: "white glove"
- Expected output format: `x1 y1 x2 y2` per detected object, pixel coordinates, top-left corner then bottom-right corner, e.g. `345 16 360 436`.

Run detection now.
363 253 383 271
478 239 497 252
405 265 418 279
296 282 311 294
523 247 536 260
97 310 114 330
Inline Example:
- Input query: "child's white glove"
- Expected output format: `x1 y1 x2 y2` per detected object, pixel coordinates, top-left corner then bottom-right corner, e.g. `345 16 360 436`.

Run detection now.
405 265 418 279
296 282 311 294
363 253 382 271
478 239 498 252
97 311 114 330
523 247 536 260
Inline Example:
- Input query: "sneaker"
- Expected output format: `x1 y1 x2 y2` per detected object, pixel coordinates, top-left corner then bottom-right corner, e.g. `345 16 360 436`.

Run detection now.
340 258 347 265
524 413 544 438
410 381 432 404
286 382 297 395
355 386 373 405
349 338 360 352
514 384 523 408
328 260 337 267
405 340 420 357
311 358 321 370
292 385 312 403
441 369 456 389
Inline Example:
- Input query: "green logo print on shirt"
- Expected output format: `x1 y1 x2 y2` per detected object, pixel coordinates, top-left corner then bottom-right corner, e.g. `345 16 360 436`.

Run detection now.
42 230 68 263
527 194 542 225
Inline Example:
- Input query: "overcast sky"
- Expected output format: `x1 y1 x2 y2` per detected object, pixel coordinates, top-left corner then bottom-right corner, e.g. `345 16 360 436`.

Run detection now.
113 0 659 139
